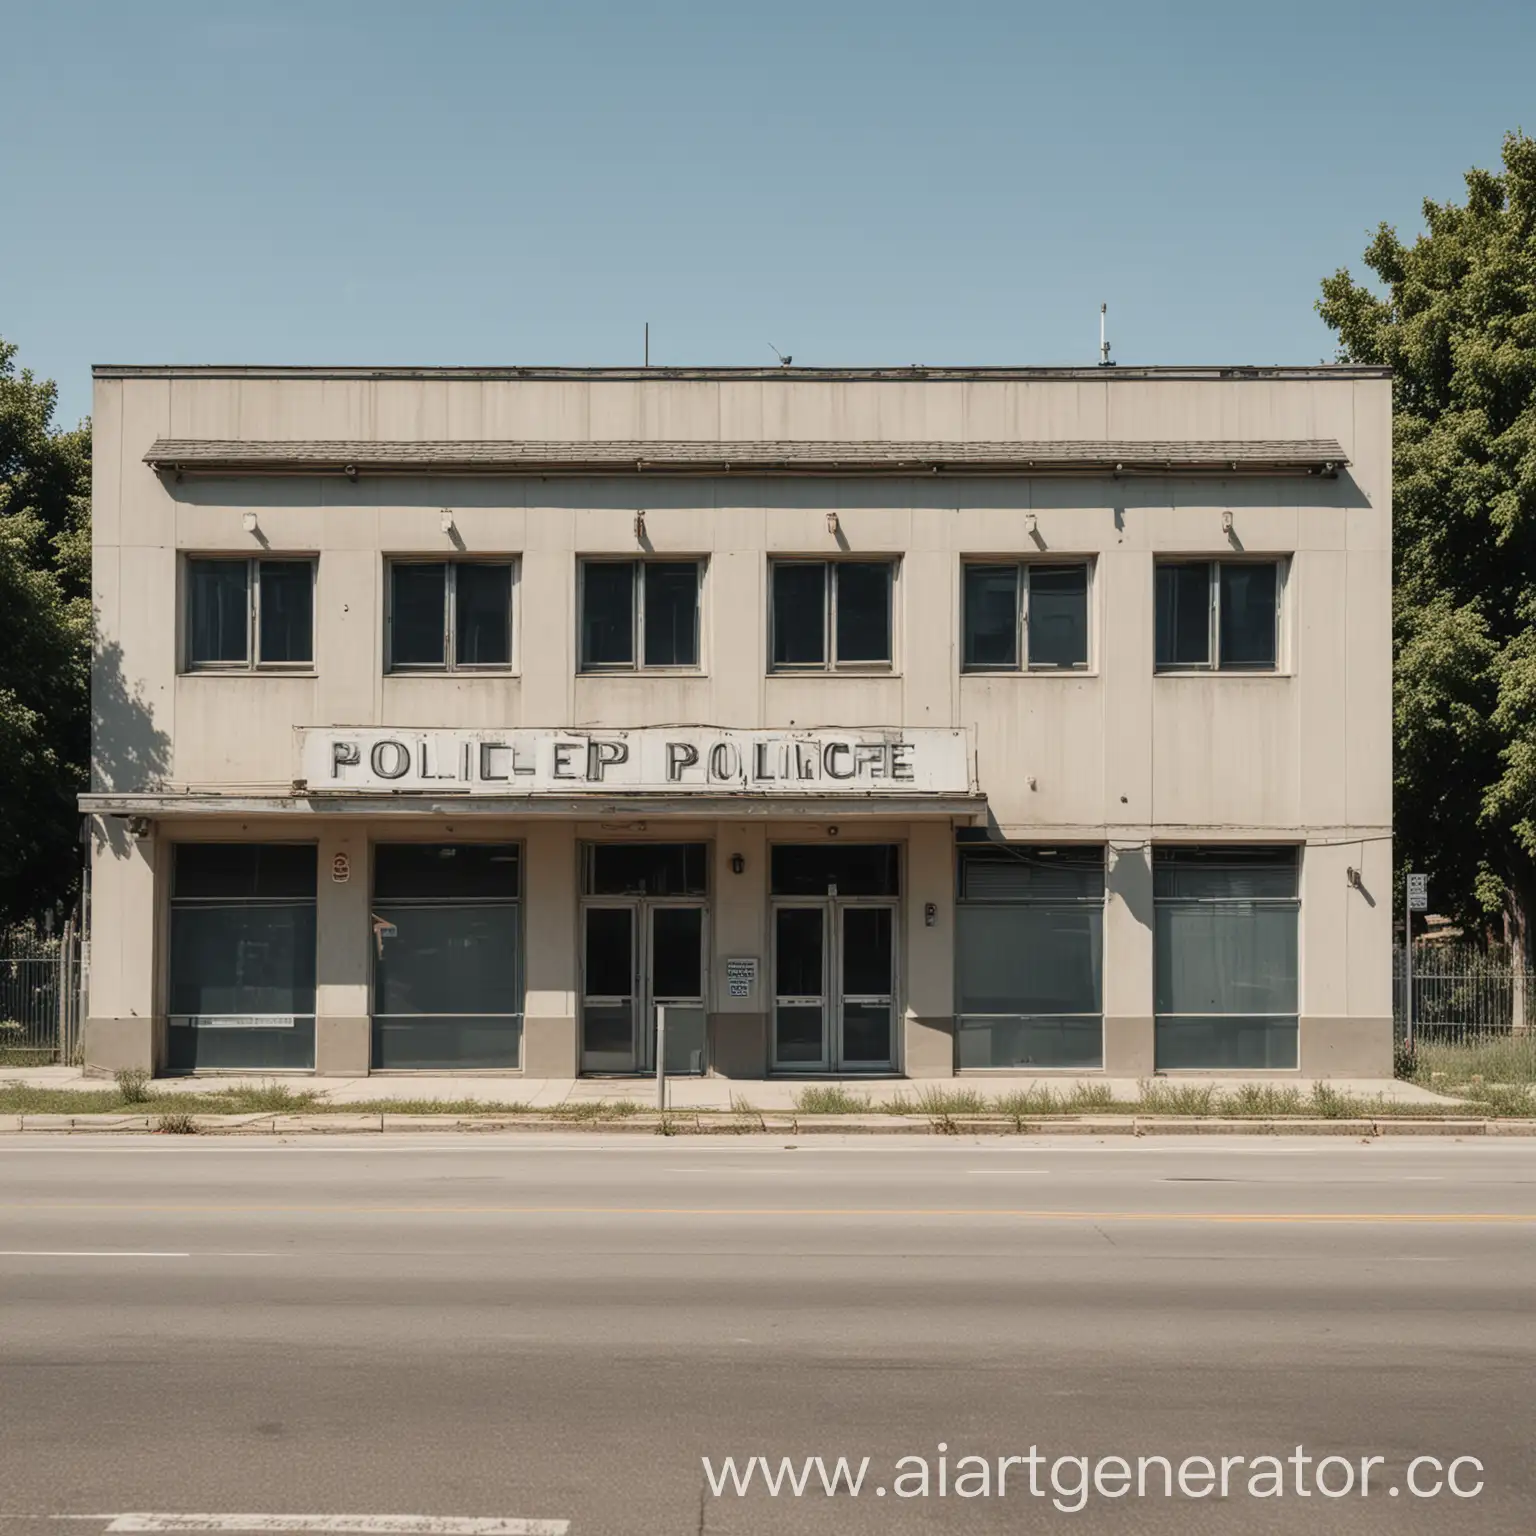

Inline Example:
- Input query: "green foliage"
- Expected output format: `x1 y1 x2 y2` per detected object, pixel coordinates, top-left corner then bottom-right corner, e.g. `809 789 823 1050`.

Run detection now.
1318 133 1536 941
0 337 91 927
113 1067 151 1103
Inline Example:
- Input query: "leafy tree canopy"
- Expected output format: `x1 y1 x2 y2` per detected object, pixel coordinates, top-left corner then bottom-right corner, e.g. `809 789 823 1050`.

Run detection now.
0 338 91 927
1319 131 1536 943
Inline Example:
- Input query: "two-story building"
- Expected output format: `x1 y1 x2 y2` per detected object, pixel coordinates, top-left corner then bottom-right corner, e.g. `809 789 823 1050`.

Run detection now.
82 363 1392 1080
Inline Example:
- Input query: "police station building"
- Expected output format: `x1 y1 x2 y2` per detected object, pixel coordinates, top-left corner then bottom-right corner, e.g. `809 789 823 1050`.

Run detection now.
82 363 1392 1079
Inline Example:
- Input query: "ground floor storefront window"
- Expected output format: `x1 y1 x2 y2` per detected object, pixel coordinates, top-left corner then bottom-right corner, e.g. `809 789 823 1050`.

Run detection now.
371 843 522 1069
1154 846 1299 1069
954 844 1104 1069
167 843 317 1071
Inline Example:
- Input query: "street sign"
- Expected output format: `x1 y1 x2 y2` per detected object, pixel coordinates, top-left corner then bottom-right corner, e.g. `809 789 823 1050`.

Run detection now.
1406 873 1428 911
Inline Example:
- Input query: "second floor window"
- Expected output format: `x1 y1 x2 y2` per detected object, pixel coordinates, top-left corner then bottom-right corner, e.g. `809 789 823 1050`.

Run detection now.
580 559 701 670
186 557 314 670
770 559 894 670
963 562 1089 670
388 560 514 671
1155 560 1281 672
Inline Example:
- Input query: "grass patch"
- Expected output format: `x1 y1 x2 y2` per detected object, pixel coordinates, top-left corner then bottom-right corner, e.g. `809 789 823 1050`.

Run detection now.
115 1068 151 1103
343 1097 534 1116
1138 1081 1218 1116
155 1111 198 1135
550 1097 642 1121
1406 1034 1536 1089
912 1086 992 1117
793 1084 871 1114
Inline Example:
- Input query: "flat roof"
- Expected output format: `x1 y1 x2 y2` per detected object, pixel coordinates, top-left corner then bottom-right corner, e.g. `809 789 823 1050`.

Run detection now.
94 363 1390 383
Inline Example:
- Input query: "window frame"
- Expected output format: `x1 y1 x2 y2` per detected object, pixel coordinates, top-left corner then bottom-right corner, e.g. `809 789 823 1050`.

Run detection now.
1154 557 1286 674
182 555 317 674
384 558 518 675
961 559 1093 673
767 557 898 674
576 557 705 674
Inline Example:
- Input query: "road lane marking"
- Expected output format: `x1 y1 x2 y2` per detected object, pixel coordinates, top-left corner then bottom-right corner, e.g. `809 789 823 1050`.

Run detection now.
3 1204 1534 1223
56 1517 568 1536
0 1251 189 1258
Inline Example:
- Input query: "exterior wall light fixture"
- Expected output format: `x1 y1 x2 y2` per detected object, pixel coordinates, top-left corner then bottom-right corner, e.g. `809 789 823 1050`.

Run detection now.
730 853 745 875
440 509 455 534
634 511 646 543
826 511 839 537
241 512 258 535
1221 509 1234 535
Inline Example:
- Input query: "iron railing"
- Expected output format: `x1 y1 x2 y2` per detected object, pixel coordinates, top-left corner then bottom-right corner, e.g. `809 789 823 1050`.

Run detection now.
1393 944 1536 1042
0 924 84 1064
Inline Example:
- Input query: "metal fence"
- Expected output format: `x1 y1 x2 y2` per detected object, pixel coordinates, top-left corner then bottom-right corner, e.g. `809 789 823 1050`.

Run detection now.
0 924 85 1064
1393 944 1536 1042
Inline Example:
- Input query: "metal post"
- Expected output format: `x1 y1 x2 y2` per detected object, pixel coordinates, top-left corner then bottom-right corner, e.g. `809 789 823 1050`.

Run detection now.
1404 871 1414 1050
655 1004 666 1111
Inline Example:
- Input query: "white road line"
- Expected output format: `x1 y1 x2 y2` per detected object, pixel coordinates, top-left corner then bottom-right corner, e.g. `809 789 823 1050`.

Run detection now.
58 1517 569 1536
0 1251 189 1259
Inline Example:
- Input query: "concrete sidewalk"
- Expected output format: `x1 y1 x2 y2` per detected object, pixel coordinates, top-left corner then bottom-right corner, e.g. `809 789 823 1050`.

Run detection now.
4 1064 1457 1107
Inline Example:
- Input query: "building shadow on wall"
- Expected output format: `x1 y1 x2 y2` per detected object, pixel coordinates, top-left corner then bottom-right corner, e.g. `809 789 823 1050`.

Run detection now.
91 636 170 858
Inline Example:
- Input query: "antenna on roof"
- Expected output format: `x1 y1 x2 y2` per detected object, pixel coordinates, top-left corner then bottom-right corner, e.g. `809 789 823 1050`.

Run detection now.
644 322 649 368
769 343 793 367
1099 304 1112 367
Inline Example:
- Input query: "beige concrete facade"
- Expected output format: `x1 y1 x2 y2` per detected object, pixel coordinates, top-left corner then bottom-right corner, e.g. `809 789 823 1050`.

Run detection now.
84 365 1393 1078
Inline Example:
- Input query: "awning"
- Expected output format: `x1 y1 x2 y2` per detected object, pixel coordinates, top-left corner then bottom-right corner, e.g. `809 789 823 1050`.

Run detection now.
80 791 989 822
142 437 1349 478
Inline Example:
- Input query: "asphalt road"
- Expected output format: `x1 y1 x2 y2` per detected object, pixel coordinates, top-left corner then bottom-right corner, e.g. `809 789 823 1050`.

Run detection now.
1 1133 1534 1535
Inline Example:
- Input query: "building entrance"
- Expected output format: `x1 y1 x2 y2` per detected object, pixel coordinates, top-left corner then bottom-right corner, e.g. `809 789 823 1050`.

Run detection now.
770 844 899 1072
579 843 707 1074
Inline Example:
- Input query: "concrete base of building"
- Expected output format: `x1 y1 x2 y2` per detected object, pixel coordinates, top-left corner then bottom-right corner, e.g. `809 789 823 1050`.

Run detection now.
707 1013 768 1077
315 1015 370 1075
1103 1015 1156 1076
903 1015 955 1078
522 1016 578 1078
1299 1015 1394 1077
82 1016 156 1076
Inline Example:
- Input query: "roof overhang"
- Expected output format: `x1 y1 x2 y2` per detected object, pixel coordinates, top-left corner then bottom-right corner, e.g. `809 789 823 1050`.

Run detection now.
142 438 1348 478
80 792 989 822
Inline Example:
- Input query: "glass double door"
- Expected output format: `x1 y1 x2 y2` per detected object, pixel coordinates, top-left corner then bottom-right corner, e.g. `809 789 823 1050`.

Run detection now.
581 902 705 1073
773 901 896 1071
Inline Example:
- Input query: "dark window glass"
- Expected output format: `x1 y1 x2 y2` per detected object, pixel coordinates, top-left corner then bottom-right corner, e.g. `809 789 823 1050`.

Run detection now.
390 564 447 667
963 565 1018 668
1028 564 1088 668
584 843 707 897
957 906 1103 1016
584 907 634 996
1155 562 1211 668
455 564 512 666
651 906 703 998
772 563 826 666
168 905 317 1016
643 562 699 667
774 907 825 997
775 1006 824 1062
257 561 313 665
841 1003 891 1063
770 844 899 897
1218 563 1279 669
373 843 521 900
374 904 521 1016
188 560 249 664
835 562 892 664
582 562 635 667
959 846 1105 902
173 844 317 900
841 907 893 996
1153 846 1298 900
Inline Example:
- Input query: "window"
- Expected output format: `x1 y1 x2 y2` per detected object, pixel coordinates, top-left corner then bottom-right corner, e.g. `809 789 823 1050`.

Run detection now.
387 561 514 671
963 562 1090 670
770 560 894 670
579 559 701 670
1154 846 1299 1068
955 845 1104 1068
167 844 317 1070
371 844 523 1068
1155 560 1281 671
186 558 314 670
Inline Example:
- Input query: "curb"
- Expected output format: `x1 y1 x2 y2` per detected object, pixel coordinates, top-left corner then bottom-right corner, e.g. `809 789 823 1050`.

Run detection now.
4 1112 1534 1137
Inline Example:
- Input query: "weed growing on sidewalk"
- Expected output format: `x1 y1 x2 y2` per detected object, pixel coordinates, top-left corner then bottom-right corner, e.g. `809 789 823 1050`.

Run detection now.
115 1068 151 1104
551 1098 642 1121
793 1085 871 1114
156 1111 198 1134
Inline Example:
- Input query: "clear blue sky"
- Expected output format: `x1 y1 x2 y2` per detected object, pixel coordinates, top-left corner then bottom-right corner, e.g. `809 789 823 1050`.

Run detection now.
4 0 1532 428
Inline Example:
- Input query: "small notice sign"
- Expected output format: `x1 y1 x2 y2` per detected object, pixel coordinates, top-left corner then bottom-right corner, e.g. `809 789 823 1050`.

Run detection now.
1406 873 1429 911
726 957 758 999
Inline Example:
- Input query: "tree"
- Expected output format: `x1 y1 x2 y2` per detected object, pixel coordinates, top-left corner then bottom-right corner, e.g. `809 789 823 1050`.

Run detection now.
1318 131 1536 965
0 338 91 928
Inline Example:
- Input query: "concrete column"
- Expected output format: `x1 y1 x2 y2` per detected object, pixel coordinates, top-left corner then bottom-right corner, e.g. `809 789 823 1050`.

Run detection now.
522 822 578 1076
83 822 160 1075
314 823 370 1074
708 824 768 1077
902 821 955 1078
1103 841 1155 1075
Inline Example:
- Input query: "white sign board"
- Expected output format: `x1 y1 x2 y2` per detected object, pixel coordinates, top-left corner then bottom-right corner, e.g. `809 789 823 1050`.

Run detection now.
726 957 758 999
299 727 971 796
1406 873 1429 911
